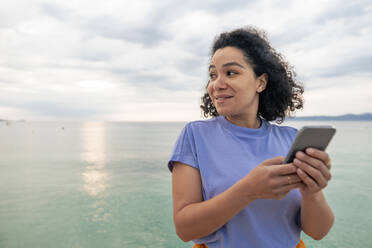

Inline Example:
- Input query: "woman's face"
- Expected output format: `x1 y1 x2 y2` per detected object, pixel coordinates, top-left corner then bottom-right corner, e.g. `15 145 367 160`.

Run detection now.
207 46 267 120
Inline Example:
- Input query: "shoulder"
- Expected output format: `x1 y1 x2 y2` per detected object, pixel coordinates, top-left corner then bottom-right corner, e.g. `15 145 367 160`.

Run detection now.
180 117 224 144
268 121 298 140
185 117 220 132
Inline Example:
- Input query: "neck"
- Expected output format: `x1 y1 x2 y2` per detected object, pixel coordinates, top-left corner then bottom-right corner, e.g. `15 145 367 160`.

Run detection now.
225 115 261 129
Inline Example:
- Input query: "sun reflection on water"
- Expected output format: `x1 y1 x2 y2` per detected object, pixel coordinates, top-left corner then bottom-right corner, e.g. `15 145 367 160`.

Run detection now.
80 122 111 227
81 122 108 196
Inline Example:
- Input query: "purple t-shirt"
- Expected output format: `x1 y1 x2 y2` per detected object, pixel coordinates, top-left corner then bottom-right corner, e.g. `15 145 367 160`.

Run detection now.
168 116 301 248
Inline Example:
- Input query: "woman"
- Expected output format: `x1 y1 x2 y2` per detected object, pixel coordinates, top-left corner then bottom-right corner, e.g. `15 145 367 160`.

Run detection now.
168 27 334 248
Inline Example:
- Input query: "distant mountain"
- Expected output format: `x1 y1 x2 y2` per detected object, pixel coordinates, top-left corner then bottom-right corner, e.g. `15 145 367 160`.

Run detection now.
0 119 25 122
288 113 372 121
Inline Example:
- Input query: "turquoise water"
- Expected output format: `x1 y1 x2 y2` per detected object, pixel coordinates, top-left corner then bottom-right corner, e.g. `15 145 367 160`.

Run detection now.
0 121 371 247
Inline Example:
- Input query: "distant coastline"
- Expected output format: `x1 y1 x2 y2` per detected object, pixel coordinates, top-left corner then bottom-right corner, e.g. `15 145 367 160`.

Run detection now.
0 119 25 122
288 113 372 121
1 113 372 122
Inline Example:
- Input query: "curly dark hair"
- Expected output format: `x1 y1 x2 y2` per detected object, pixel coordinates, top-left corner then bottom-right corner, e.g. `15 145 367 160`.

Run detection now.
200 26 304 123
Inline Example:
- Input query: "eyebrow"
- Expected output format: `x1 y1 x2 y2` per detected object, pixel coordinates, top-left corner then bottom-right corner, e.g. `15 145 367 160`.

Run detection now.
209 62 246 70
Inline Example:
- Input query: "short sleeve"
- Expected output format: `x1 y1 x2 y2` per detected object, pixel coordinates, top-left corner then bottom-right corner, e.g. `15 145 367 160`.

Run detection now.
168 123 199 172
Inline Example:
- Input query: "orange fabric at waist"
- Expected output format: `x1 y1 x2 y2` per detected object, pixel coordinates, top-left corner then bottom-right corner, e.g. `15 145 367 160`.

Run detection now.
193 239 306 248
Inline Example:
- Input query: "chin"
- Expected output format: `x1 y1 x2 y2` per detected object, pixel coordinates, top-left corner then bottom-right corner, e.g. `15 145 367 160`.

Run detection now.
215 107 232 117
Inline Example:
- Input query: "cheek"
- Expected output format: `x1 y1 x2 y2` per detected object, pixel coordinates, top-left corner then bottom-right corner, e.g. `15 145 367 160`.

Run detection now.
207 84 213 98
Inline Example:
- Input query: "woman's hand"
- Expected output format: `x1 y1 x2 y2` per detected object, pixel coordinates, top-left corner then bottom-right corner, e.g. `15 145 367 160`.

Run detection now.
242 156 303 201
294 148 334 240
293 148 332 197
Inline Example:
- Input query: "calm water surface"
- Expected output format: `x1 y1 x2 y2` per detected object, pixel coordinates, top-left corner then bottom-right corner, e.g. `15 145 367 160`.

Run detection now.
0 121 371 247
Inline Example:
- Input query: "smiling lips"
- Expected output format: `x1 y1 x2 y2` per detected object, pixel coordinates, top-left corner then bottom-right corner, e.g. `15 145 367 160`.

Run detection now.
214 94 233 103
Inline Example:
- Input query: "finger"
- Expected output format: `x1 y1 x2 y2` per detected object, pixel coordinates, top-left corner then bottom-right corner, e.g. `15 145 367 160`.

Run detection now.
294 159 329 188
327 158 332 170
305 148 331 169
296 168 321 191
274 182 304 195
260 156 285 166
278 174 302 186
272 163 297 175
295 152 332 181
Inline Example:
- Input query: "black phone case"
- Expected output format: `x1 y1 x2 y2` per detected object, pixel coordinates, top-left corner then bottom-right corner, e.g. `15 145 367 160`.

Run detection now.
283 126 336 163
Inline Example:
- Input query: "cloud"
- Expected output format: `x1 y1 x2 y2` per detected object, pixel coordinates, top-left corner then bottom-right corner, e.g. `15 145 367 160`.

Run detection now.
40 2 73 21
314 55 372 79
40 1 172 47
0 0 371 120
83 15 169 47
315 0 371 23
301 73 372 116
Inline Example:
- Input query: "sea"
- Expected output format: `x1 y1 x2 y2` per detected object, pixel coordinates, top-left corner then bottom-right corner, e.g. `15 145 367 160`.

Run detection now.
0 120 371 248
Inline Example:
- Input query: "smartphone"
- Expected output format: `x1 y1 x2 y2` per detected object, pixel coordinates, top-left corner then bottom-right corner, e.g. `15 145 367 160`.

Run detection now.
283 126 336 164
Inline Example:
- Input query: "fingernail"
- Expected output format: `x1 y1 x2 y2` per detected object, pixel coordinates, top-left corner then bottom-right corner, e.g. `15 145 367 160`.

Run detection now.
307 148 314 154
294 158 301 165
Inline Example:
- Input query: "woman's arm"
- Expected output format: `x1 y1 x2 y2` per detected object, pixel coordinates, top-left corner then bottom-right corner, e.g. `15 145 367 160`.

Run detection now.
172 157 302 242
294 148 335 240
300 191 334 240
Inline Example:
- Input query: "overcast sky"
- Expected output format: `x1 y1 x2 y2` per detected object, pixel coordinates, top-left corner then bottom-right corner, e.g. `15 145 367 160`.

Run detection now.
1 0 371 121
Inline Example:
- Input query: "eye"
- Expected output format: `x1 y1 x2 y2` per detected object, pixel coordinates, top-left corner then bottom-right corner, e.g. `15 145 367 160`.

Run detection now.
227 71 238 76
209 72 217 80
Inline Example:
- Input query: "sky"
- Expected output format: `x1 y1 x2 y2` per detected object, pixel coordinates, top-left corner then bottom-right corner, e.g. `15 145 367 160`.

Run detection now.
1 0 371 121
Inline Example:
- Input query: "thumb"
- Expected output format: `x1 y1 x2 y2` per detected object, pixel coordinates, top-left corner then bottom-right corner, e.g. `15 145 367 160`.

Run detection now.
259 156 285 166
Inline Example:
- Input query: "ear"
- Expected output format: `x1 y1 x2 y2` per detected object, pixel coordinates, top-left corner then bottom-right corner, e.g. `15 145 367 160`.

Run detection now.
256 73 268 93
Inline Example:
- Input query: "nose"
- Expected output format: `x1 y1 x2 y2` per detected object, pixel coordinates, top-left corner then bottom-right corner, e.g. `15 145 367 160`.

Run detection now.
212 75 227 91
